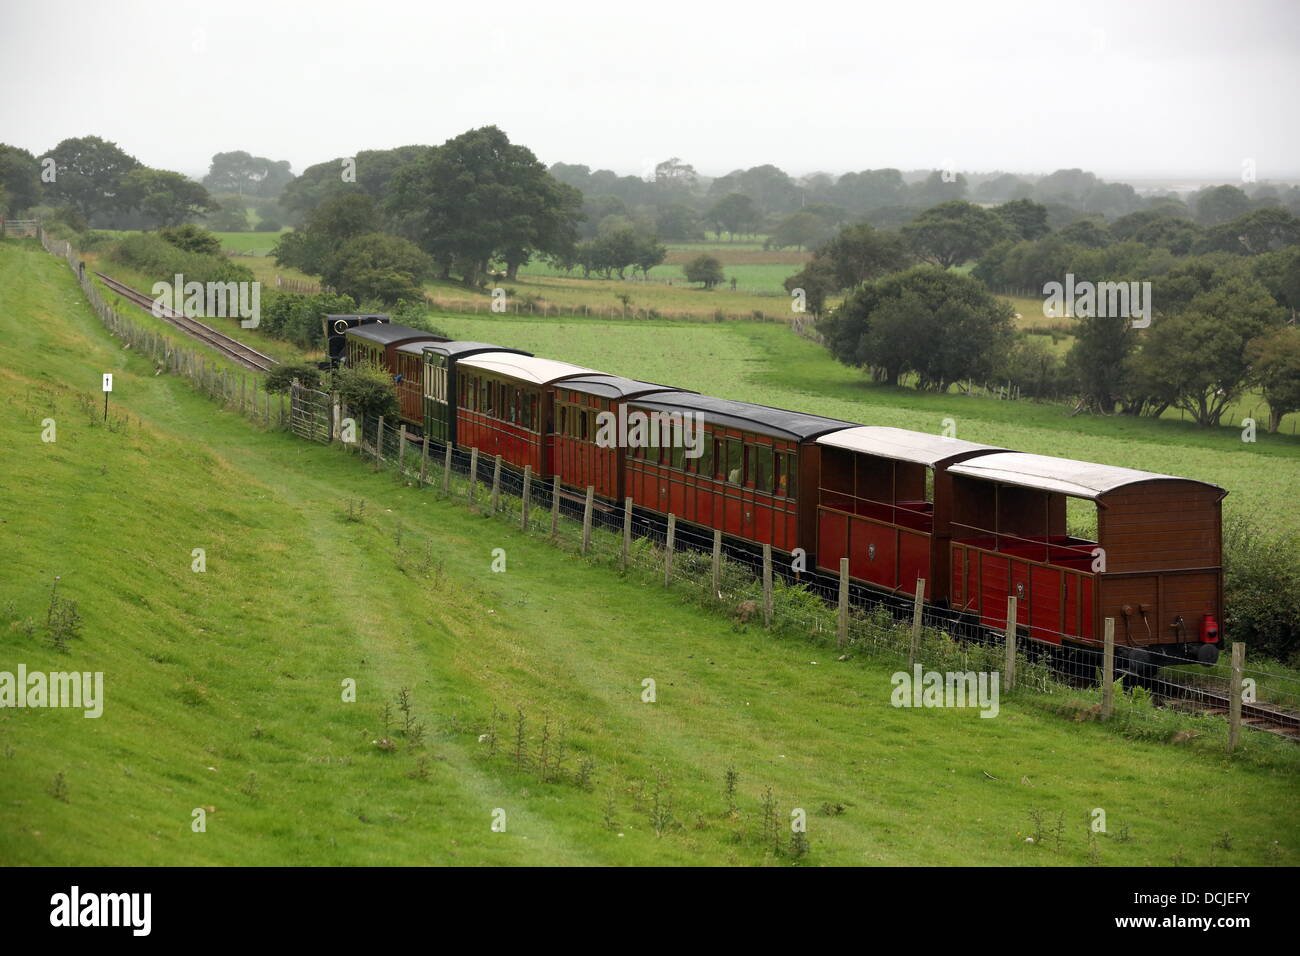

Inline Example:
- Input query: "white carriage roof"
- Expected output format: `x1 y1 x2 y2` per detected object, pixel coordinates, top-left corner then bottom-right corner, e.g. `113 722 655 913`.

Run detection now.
456 352 599 386
816 426 1004 467
947 452 1224 500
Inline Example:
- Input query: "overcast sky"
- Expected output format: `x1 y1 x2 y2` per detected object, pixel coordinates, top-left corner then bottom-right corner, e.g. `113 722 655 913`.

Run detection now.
3 0 1297 182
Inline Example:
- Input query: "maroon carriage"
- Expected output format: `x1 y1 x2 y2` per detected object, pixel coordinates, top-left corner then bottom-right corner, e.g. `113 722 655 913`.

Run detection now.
623 393 851 555
551 375 690 501
945 452 1226 664
812 427 1005 604
454 353 599 474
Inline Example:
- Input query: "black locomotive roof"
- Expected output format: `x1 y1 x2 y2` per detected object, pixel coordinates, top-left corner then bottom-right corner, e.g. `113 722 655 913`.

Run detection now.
424 341 533 359
560 374 691 400
629 392 854 441
325 313 389 321
345 322 443 345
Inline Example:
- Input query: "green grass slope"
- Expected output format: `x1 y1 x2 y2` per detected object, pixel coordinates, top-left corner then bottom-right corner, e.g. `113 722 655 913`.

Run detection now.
1 239 1296 866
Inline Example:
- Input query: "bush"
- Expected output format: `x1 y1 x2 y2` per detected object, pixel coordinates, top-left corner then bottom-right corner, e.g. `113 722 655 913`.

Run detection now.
1222 514 1300 663
264 363 323 394
258 290 358 350
256 218 282 233
331 362 398 419
159 224 221 256
110 232 253 287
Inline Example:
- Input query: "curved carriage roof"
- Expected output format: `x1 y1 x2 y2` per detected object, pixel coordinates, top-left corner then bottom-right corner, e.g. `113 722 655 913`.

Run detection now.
457 352 599 386
421 341 532 360
947 452 1226 501
345 322 444 346
628 393 853 442
817 426 1005 467
558 374 691 400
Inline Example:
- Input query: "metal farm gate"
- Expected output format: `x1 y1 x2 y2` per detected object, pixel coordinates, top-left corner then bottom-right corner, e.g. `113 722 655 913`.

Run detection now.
290 382 332 443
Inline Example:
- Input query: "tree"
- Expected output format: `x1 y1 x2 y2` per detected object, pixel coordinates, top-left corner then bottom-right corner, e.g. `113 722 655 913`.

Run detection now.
833 168 906 214
771 211 830 250
1129 270 1285 426
321 233 432 304
684 254 724 289
1198 207 1300 255
909 170 967 207
707 165 799 217
820 266 1015 389
1066 312 1138 413
387 126 582 285
783 258 839 317
1055 217 1112 248
121 168 215 227
203 150 294 197
707 193 759 239
0 143 42 215
1246 327 1300 433
1194 184 1251 226
901 200 1007 268
655 202 704 241
43 135 141 222
995 199 1050 240
273 192 381 275
1111 209 1201 254
817 223 913 288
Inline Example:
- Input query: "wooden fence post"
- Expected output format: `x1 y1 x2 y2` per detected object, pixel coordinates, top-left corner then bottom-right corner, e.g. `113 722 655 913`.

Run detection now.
664 514 676 586
490 455 502 511
332 395 341 442
419 439 429 485
581 485 595 554
1004 595 1018 690
521 465 532 529
1228 642 1244 754
442 442 453 494
711 529 722 597
467 447 479 502
908 579 926 666
375 416 385 463
762 544 773 627
1101 617 1115 720
398 425 408 474
550 475 561 538
622 497 633 569
837 558 850 648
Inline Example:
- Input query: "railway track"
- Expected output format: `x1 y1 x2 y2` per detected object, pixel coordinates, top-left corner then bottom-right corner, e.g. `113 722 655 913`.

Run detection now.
1156 681 1300 741
94 272 278 372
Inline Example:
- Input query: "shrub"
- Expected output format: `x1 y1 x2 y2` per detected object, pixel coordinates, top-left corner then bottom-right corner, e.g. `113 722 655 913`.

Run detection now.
255 218 282 233
1222 514 1300 663
159 224 221 256
264 363 323 394
331 362 398 419
251 290 356 350
110 232 253 286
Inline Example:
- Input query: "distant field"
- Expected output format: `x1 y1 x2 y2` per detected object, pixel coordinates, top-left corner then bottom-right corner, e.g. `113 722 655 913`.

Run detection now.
213 231 284 256
518 241 808 294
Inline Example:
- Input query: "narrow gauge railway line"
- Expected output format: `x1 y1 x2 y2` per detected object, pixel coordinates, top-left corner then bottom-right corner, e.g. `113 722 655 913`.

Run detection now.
94 272 278 372
1159 683 1300 741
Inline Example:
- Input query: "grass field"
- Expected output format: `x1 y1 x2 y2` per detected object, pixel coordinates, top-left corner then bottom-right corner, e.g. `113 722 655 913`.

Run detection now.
3 238 1297 866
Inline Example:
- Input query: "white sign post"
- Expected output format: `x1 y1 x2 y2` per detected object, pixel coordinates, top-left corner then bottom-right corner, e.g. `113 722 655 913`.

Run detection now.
102 373 113 420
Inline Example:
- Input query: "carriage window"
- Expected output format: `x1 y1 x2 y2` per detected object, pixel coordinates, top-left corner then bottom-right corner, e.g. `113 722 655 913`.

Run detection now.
783 452 797 497
754 445 773 492
671 445 685 470
696 435 713 477
724 439 743 484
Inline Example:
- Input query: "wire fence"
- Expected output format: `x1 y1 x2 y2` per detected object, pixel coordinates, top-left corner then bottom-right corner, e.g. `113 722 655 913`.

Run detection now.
337 411 1299 751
